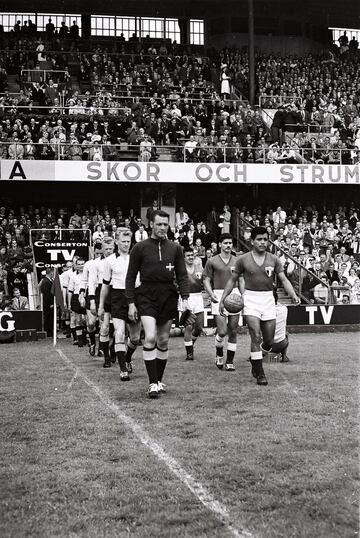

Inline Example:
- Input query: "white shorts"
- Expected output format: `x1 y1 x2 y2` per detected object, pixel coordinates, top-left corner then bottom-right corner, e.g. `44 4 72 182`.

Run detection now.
243 290 276 321
178 292 204 314
211 288 241 316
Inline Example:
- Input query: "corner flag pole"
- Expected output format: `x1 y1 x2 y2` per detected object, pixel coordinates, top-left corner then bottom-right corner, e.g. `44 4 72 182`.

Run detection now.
53 295 57 347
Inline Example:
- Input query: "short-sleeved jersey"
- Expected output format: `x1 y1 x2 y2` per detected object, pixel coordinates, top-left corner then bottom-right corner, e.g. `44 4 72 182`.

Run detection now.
103 252 140 290
186 260 203 293
235 251 283 291
203 254 238 289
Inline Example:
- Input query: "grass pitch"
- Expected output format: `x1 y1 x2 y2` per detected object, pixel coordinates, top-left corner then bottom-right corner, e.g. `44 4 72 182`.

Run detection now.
0 332 359 538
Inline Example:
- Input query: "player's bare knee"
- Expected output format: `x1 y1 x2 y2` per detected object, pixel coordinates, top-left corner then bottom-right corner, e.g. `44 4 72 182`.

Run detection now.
157 335 170 349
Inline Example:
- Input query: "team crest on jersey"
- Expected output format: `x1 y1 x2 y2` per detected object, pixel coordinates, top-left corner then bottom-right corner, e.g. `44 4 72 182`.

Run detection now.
265 266 274 277
230 266 235 273
195 272 202 279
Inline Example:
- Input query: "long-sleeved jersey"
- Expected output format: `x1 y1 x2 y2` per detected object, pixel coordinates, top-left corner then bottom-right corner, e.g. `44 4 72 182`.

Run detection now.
68 271 83 295
87 256 106 298
103 252 140 290
79 259 96 294
125 237 189 303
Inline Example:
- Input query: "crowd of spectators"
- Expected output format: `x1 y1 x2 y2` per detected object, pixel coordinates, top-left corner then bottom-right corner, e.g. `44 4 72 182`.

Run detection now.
1 200 360 307
1 25 359 163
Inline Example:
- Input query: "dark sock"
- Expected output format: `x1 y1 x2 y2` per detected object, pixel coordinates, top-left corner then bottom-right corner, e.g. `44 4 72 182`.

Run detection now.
126 341 137 362
101 341 110 360
116 351 127 372
89 332 96 345
186 344 194 358
216 346 223 357
226 350 235 364
156 358 167 382
144 359 158 384
253 359 265 376
71 328 77 341
75 327 83 344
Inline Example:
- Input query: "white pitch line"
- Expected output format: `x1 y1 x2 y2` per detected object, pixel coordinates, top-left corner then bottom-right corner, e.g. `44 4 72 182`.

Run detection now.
56 348 254 538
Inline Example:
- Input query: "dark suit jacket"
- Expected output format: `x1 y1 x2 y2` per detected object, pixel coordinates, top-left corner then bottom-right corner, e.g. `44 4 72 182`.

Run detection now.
325 269 340 283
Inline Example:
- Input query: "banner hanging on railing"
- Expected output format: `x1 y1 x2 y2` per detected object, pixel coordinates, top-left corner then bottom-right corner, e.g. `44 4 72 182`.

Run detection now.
0 160 359 184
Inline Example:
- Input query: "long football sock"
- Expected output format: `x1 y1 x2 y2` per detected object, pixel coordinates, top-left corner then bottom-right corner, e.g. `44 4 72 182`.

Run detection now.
143 347 157 384
156 347 168 382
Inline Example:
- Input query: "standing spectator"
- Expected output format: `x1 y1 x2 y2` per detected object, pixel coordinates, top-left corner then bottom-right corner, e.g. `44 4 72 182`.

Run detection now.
39 267 54 336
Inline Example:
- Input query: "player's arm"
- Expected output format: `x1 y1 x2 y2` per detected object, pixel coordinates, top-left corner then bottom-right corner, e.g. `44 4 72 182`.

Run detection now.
87 260 98 299
79 263 89 307
219 269 241 316
203 259 218 302
125 244 141 322
98 259 111 318
67 275 74 306
175 245 190 310
277 271 300 304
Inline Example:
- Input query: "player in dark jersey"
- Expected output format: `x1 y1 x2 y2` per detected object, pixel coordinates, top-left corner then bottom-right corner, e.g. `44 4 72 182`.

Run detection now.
99 228 141 381
179 248 204 360
203 233 241 371
220 226 300 385
126 210 190 398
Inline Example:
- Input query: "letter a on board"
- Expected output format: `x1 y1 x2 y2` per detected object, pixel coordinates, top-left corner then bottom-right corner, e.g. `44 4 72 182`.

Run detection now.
9 161 26 179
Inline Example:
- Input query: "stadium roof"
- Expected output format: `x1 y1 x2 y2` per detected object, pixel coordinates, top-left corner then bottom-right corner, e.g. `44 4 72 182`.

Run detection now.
2 0 360 29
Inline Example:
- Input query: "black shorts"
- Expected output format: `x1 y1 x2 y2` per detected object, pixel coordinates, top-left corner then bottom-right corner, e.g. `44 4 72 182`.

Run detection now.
136 283 178 323
71 294 86 315
96 284 111 313
271 336 288 353
111 289 130 321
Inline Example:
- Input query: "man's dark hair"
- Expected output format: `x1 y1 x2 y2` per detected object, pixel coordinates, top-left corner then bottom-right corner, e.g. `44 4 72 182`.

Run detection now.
251 226 268 240
219 233 233 243
151 210 169 222
184 247 194 254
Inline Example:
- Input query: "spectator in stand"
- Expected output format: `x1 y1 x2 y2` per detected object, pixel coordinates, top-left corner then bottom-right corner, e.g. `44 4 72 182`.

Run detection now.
10 287 29 310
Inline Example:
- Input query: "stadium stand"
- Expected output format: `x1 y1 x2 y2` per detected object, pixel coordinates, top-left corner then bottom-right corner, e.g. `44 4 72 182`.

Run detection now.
0 201 359 306
0 25 359 164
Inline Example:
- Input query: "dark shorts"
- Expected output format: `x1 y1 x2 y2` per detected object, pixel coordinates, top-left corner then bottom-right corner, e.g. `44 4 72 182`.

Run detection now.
111 289 129 321
136 283 178 323
272 336 288 353
71 294 86 315
96 284 111 313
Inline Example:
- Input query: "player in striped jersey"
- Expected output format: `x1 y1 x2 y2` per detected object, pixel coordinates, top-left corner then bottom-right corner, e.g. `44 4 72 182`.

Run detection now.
88 237 115 367
99 228 141 381
203 234 241 371
179 248 204 361
79 243 103 356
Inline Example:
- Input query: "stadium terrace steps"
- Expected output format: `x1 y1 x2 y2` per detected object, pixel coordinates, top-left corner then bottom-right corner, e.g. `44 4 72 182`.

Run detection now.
6 74 19 93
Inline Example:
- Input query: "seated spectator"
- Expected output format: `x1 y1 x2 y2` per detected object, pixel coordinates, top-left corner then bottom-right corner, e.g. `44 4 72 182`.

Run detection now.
10 287 29 310
313 273 330 304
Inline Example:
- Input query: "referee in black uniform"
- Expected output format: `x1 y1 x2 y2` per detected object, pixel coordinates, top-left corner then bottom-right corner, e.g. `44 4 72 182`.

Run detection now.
126 210 190 398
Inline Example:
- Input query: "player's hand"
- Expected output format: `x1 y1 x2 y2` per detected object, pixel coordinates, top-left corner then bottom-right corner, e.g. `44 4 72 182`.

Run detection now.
292 295 301 305
98 306 105 320
182 299 190 311
78 293 85 308
90 299 96 315
210 293 219 303
128 303 139 323
219 301 226 317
